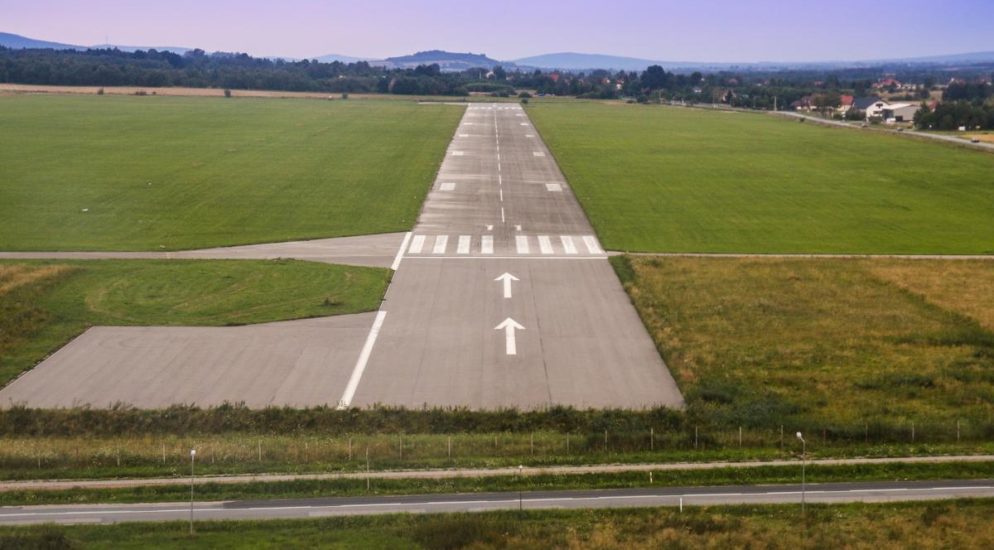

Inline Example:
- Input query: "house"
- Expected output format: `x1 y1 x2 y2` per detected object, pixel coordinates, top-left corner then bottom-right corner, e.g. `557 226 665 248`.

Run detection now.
881 103 920 123
838 94 855 114
791 95 815 111
853 96 888 119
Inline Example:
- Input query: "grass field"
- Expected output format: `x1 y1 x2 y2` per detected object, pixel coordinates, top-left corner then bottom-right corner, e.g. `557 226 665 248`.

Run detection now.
3 500 994 548
0 260 389 386
613 256 994 429
0 95 463 251
528 102 994 254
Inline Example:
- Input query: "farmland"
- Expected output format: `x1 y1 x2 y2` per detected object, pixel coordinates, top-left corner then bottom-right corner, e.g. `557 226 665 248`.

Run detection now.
528 102 994 254
0 95 463 251
612 256 994 429
0 260 389 386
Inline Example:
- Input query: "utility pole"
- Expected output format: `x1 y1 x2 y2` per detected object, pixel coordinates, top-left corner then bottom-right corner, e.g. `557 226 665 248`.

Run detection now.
189 449 197 535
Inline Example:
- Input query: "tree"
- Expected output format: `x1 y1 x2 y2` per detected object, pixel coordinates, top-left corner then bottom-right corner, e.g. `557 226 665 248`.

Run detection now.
640 65 671 91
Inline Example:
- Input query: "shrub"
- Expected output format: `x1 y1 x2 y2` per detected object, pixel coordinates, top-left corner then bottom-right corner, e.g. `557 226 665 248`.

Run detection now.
223 88 232 98
96 88 104 95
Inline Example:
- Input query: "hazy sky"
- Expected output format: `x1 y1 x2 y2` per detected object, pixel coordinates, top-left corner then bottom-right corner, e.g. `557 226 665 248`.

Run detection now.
2 0 992 62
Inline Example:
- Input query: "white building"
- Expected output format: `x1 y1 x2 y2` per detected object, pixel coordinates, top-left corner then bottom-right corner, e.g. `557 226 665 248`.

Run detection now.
881 103 920 123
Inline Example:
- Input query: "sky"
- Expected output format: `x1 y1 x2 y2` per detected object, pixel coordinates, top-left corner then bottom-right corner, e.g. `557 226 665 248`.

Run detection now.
2 0 992 62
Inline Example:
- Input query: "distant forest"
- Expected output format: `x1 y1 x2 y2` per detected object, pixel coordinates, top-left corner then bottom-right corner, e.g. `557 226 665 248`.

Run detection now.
2 47 992 129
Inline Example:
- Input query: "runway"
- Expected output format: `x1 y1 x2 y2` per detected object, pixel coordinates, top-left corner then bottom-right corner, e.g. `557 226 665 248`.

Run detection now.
2 480 993 525
347 104 683 409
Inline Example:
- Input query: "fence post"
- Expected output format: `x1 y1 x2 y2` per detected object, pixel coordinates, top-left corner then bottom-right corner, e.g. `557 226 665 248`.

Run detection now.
162 443 166 465
258 441 262 462
365 446 370 491
694 426 698 450
957 420 961 443
780 425 784 451
348 437 353 461
530 432 534 455
739 427 742 447
448 436 452 459
399 435 403 459
650 428 654 452
604 429 608 450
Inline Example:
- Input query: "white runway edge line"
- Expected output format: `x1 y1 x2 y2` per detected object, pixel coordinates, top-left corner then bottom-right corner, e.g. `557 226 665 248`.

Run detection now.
391 232 413 271
337 310 388 409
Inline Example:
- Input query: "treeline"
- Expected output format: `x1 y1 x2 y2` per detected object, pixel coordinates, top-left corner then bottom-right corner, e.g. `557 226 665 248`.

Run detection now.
0 46 469 95
915 101 994 130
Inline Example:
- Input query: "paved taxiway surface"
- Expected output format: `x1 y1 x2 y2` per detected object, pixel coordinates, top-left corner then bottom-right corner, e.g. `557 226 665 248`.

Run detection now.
3 480 993 525
0 104 682 410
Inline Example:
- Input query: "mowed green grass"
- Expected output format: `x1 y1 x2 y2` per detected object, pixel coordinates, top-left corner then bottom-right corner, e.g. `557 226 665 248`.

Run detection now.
529 103 994 254
0 95 463 251
0 260 390 386
613 256 994 429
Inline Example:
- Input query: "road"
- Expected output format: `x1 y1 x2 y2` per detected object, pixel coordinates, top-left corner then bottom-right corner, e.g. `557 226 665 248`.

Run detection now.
347 103 683 409
2 480 993 525
3 454 992 493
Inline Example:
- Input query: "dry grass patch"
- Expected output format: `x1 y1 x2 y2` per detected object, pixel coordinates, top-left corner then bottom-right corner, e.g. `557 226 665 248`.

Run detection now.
0 264 74 296
613 256 994 429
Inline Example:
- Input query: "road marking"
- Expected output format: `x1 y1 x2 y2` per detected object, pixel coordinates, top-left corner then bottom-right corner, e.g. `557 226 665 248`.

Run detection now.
451 151 464 156
516 236 530 254
538 236 554 255
486 225 493 231
408 235 426 254
500 208 505 223
494 272 520 298
533 152 546 157
481 235 494 255
495 318 525 355
499 188 503 201
546 183 562 192
391 232 412 271
561 236 578 255
525 134 535 138
520 123 529 126
457 235 471 254
432 235 448 254
440 182 456 191
458 134 469 137
515 225 522 231
337 310 387 409
583 236 604 254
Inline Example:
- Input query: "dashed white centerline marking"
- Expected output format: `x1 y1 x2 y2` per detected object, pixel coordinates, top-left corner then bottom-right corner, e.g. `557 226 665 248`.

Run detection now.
408 235 426 254
516 236 530 254
458 134 470 137
499 188 504 201
457 235 471 255
520 123 529 127
525 134 535 138
546 183 562 192
538 236 554 255
481 235 494 255
583 236 604 254
432 235 448 254
440 182 456 191
533 152 545 157
337 310 387 409
561 236 578 255
501 208 506 223
451 151 464 156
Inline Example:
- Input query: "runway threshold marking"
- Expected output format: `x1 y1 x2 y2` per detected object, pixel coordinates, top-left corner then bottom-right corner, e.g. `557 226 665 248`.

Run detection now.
516 236 530 254
408 235 426 254
433 235 449 254
538 236 554 255
481 235 494 255
561 236 578 255
337 310 388 409
457 235 471 255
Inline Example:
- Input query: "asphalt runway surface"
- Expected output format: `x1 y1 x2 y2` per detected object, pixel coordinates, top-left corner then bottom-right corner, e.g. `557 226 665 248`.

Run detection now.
0 103 682 410
347 104 682 409
2 480 993 525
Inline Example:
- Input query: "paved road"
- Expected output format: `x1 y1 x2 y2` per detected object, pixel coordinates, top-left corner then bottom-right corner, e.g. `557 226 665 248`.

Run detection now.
347 104 683 409
2 480 993 525
4 455 992 493
0 233 406 269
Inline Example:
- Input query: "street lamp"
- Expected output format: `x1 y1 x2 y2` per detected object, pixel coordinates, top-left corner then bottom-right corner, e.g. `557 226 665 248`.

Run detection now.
189 449 197 535
795 432 806 516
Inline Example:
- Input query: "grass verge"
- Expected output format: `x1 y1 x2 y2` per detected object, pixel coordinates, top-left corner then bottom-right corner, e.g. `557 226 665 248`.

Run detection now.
4 500 994 548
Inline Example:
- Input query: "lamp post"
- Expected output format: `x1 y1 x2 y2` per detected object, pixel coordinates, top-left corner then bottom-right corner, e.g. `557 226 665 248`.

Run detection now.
795 432 806 516
189 449 197 535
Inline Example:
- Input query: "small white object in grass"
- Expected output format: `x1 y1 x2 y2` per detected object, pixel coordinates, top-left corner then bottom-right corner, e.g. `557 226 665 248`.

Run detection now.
81 208 89 213
159 245 166 249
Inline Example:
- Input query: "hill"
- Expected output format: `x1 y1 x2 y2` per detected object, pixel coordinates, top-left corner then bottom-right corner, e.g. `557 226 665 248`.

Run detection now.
0 32 81 50
384 50 505 71
513 52 665 71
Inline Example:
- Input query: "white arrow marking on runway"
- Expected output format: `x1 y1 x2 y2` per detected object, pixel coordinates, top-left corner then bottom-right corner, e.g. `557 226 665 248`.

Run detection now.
494 272 520 298
495 318 525 355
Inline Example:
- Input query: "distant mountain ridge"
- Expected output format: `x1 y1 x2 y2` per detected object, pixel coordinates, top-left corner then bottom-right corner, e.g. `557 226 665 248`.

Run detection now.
4 31 994 72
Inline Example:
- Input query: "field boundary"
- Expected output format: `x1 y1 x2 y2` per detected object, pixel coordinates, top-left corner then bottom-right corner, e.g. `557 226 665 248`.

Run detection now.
610 252 994 260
